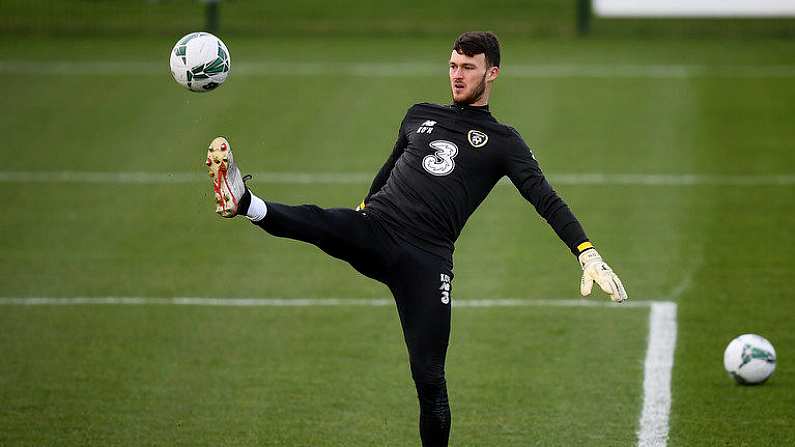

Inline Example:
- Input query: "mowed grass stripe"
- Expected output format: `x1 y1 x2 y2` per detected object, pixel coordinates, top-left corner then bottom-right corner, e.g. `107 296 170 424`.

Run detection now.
1 171 794 186
0 296 676 447
3 61 795 78
0 304 650 446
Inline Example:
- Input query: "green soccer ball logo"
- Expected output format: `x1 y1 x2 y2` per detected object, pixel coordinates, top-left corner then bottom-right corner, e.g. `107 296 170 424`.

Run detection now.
723 334 776 385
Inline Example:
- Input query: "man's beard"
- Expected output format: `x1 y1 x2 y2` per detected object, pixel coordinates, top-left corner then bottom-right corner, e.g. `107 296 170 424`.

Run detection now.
453 71 487 105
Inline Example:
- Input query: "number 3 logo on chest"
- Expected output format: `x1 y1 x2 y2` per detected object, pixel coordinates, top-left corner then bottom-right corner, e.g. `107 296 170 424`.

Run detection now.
422 140 459 176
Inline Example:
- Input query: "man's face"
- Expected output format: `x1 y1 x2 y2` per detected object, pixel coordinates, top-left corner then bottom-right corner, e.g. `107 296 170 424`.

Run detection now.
449 50 498 105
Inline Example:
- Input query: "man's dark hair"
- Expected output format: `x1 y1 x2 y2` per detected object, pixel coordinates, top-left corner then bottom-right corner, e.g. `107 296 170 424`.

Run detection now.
452 31 501 67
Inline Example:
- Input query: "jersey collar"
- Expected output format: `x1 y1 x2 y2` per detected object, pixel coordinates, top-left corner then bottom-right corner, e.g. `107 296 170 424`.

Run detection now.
451 102 490 112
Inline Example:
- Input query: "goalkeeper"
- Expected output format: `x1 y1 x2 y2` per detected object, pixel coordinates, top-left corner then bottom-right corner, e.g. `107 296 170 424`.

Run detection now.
204 31 627 447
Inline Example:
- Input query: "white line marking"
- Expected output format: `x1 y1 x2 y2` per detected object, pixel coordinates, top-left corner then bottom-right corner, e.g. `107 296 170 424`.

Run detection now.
0 171 372 185
634 266 690 447
455 298 654 308
548 173 795 186
2 61 795 79
1 171 794 186
637 301 678 447
0 296 660 308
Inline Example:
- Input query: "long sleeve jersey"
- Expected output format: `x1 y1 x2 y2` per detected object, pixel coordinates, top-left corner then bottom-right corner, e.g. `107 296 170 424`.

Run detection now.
365 102 588 261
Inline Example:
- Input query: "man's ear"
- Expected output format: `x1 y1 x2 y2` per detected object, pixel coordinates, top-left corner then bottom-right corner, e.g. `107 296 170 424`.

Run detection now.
487 66 500 82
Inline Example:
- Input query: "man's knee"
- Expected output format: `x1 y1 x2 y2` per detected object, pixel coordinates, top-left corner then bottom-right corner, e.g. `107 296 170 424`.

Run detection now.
415 380 449 406
410 357 446 385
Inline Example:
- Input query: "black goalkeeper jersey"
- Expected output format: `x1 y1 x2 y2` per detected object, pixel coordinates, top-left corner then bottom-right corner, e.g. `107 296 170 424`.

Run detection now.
365 102 587 261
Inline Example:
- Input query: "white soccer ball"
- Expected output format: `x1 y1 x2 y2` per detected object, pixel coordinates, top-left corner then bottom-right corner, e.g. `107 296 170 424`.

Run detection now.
723 334 776 385
169 32 230 92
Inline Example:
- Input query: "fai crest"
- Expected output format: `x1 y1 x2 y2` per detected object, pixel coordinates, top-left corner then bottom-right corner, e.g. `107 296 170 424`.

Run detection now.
467 130 488 148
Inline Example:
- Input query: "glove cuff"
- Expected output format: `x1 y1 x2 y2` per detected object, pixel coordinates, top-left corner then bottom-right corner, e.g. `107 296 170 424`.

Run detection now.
578 248 602 268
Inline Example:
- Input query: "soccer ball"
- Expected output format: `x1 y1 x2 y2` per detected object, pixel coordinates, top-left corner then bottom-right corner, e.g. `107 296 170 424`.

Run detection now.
169 32 230 92
723 334 776 385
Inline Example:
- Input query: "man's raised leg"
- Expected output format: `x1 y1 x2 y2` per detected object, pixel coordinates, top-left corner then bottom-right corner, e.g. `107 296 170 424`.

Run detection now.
204 136 393 281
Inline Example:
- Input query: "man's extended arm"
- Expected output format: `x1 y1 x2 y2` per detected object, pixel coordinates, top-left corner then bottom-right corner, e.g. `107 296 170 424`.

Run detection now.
504 132 628 302
503 133 586 253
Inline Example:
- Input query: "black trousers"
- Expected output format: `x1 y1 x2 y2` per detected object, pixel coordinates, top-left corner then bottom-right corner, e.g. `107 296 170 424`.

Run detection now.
255 202 452 446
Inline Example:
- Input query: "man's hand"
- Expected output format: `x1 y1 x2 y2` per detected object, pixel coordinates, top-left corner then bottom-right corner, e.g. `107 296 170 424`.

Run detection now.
578 249 628 303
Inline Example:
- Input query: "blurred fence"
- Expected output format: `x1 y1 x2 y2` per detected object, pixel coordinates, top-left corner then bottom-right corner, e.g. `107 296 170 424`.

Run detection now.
0 0 793 38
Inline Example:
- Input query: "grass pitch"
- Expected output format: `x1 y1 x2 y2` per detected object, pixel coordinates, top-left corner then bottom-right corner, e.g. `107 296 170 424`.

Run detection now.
1 35 794 446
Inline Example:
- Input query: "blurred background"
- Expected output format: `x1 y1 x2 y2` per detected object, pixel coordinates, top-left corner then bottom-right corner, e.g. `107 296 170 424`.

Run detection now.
1 1 793 446
3 0 795 37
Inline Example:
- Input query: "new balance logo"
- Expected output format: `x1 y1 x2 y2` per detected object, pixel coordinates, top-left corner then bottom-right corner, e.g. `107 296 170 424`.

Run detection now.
439 273 451 304
417 120 437 134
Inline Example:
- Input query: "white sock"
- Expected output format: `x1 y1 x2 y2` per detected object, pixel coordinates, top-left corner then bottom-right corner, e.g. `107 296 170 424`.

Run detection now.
245 194 267 222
